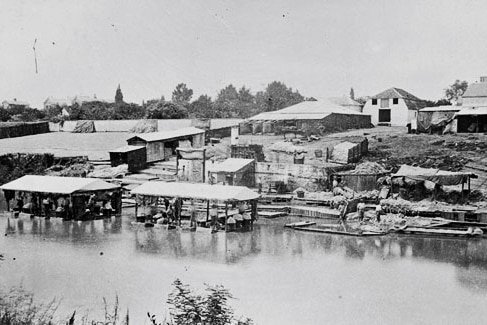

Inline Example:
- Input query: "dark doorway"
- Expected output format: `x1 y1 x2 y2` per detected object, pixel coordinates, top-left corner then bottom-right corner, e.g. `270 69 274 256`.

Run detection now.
379 109 391 123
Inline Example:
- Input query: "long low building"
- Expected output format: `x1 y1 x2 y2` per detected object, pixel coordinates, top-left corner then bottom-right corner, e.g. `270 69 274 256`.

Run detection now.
247 99 371 134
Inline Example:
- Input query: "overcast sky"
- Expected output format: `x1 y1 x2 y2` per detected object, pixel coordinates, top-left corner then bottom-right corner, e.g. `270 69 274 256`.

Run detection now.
1 0 486 108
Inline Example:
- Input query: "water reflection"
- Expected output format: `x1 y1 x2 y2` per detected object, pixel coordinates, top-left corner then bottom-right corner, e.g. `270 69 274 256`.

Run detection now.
4 213 487 293
3 215 122 244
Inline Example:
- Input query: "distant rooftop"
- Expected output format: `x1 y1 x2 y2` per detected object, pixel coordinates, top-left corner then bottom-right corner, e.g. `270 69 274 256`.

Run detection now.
463 82 487 98
249 99 365 121
127 127 205 142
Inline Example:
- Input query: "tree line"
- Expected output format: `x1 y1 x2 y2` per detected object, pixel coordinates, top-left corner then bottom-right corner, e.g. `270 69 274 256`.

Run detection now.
0 79 470 122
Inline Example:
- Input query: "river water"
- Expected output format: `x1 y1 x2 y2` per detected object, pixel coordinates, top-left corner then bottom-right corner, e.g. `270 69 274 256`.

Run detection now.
1 212 487 325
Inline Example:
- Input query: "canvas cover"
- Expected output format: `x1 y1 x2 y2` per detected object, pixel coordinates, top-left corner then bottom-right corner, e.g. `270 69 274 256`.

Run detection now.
417 111 456 133
392 165 470 186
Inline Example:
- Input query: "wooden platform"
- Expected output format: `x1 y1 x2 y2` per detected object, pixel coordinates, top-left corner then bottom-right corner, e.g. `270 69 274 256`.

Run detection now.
289 206 340 219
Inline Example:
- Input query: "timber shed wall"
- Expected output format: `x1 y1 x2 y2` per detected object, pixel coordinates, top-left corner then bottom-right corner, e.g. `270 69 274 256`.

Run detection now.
337 173 387 192
110 147 146 172
0 122 49 139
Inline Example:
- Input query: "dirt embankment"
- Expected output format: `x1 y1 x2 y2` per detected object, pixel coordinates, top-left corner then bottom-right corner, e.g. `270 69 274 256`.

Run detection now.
0 153 93 185
364 133 487 172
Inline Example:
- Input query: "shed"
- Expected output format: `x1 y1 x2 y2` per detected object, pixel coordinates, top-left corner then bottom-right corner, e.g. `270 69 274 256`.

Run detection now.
333 162 388 192
207 158 256 187
455 106 487 133
248 100 371 134
417 106 460 134
0 175 122 220
109 145 146 172
391 165 475 194
126 127 205 162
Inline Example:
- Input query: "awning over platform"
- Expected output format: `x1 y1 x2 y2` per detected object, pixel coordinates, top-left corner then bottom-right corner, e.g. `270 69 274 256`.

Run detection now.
131 181 260 201
392 165 472 186
0 175 120 194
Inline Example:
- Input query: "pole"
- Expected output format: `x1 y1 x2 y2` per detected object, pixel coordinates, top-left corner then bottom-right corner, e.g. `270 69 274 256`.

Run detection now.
225 202 228 232
206 200 210 224
135 194 138 218
202 149 206 183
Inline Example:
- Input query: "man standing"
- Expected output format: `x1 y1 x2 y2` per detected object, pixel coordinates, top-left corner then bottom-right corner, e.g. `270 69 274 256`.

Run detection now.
357 200 366 222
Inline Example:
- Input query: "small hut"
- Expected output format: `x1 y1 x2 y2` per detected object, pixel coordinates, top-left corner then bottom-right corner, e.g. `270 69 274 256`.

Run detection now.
126 127 205 163
109 145 146 172
207 158 255 187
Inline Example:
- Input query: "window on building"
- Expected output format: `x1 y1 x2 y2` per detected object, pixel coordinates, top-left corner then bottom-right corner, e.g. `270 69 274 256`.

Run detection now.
380 98 389 108
372 99 377 105
393 98 399 105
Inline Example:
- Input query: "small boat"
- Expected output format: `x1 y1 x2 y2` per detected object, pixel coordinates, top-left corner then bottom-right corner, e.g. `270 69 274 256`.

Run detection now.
291 226 386 237
393 226 483 238
285 221 316 228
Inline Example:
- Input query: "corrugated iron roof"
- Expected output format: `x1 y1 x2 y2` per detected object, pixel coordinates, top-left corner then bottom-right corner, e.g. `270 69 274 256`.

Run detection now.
420 105 461 112
327 96 363 107
131 181 259 201
109 145 145 153
456 106 487 116
0 175 120 194
249 112 329 120
248 99 365 121
127 127 205 142
207 158 255 173
463 83 487 98
211 119 242 129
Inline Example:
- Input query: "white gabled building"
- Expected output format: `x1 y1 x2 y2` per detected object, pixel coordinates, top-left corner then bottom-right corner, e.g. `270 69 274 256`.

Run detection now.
362 87 427 126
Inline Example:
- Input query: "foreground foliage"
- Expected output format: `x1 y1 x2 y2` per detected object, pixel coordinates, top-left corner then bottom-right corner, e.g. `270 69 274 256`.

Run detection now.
0 281 254 325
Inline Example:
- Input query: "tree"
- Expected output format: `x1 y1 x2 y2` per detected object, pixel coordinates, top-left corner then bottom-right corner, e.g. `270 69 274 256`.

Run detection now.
445 80 468 104
256 81 304 112
213 84 239 118
172 83 193 106
350 87 355 100
424 98 451 107
189 94 213 118
115 84 124 105
145 99 188 119
237 86 256 118
112 103 146 120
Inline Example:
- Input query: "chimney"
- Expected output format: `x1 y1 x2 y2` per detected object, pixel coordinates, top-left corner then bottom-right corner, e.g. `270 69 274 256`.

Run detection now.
480 76 487 83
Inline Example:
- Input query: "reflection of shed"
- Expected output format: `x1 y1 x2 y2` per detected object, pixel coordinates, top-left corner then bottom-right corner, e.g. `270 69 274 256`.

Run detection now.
455 106 487 133
418 106 460 134
207 158 255 187
126 127 205 162
0 175 122 220
109 145 146 172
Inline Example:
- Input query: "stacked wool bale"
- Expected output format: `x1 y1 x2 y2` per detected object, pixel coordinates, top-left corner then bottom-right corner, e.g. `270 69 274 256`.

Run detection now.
129 119 158 133
350 162 387 174
72 120 96 133
331 142 357 163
